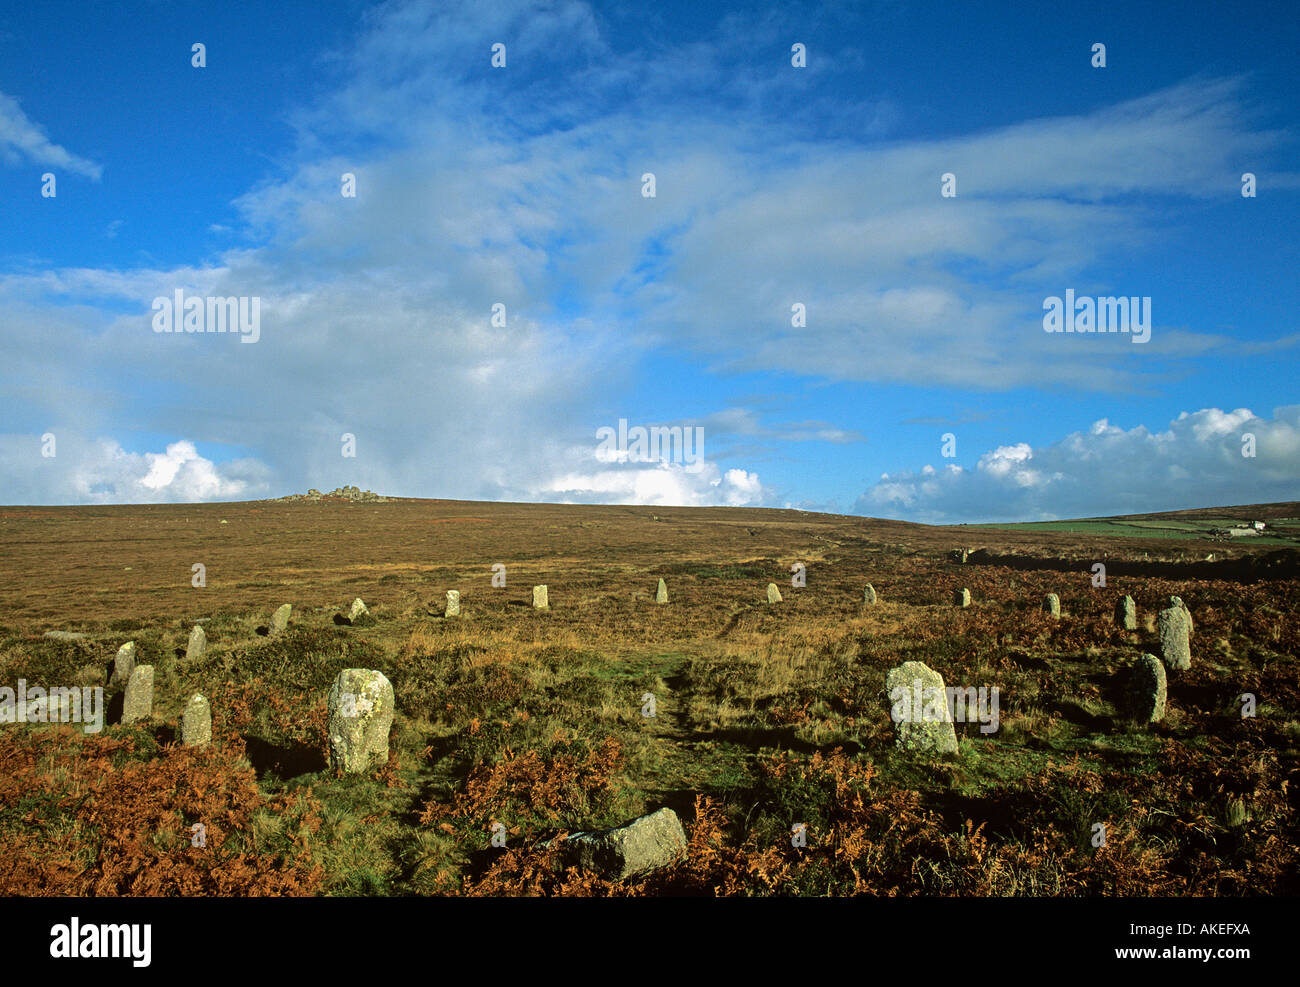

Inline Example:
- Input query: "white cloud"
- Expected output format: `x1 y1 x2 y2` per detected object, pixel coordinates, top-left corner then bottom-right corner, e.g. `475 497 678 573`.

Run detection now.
0 92 101 178
856 407 1300 523
0 435 269 505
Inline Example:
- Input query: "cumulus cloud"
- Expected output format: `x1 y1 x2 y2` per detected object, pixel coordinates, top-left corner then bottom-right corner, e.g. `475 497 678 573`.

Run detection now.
541 458 767 507
855 407 1300 523
0 435 269 505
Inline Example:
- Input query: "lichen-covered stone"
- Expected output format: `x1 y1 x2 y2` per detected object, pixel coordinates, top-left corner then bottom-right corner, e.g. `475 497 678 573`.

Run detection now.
1125 654 1167 724
1158 606 1191 670
655 578 668 604
110 641 136 689
955 588 971 608
445 590 460 617
885 661 958 755
1043 593 1060 618
270 603 292 635
122 665 154 725
185 624 206 662
181 693 211 747
327 668 394 773
1115 595 1137 631
767 582 782 604
564 808 687 880
1168 596 1194 637
863 584 877 604
532 585 549 610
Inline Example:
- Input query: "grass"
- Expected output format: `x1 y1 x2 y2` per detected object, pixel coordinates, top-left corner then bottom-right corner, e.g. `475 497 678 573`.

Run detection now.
0 497 1297 895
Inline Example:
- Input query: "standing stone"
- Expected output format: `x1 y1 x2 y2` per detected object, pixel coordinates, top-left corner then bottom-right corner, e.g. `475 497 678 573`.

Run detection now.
1115 595 1137 631
181 693 212 747
122 665 155 725
348 598 369 621
655 578 668 604
1169 596 1193 637
863 584 877 604
563 808 688 881
327 669 395 773
960 548 968 564
270 603 292 634
767 582 782 604
445 590 460 617
1157 605 1192 670
885 661 959 754
110 641 137 689
185 624 205 662
1125 654 1167 725
532 585 549 610
1042 593 1060 618
955 588 971 608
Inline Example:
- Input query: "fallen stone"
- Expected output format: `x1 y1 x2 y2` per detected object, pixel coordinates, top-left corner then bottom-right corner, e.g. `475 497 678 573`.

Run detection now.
562 807 687 881
181 693 211 747
885 660 959 754
327 668 394 773
43 631 87 641
122 665 154 725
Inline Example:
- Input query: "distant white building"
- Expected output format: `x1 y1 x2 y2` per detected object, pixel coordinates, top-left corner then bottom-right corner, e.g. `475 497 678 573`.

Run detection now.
1253 520 1266 531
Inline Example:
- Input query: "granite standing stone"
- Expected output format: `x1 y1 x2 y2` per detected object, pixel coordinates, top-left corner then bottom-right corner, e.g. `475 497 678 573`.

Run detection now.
181 693 211 747
327 668 395 773
885 660 958 754
767 582 782 604
445 590 460 617
955 588 971 608
110 641 137 689
1125 654 1167 724
186 624 206 662
863 584 877 604
1115 595 1137 631
1043 593 1060 618
122 665 154 725
270 603 292 634
348 598 369 621
1157 605 1192 670
655 578 668 604
1169 596 1193 637
532 585 549 610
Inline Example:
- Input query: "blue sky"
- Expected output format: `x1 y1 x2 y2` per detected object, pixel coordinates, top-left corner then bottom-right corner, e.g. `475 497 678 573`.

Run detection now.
1 0 1298 521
